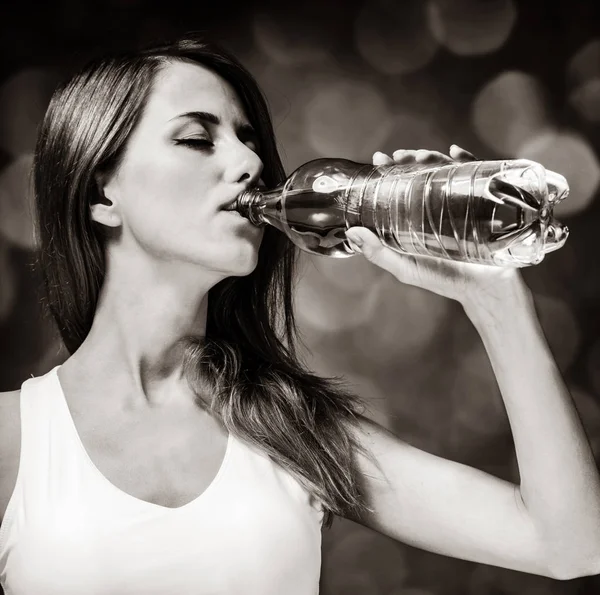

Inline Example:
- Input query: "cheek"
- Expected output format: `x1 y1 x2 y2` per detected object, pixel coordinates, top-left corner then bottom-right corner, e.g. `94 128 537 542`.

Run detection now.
125 152 210 213
121 195 219 260
117 154 217 248
117 175 264 270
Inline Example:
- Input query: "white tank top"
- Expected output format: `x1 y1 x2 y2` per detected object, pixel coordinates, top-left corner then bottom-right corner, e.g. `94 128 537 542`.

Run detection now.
0 365 324 594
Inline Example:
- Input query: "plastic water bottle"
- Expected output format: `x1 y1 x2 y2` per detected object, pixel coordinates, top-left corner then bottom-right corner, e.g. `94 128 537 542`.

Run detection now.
233 158 570 267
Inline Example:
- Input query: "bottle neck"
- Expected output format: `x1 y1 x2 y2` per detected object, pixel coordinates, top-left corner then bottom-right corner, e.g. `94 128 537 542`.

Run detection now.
235 188 264 226
235 187 278 226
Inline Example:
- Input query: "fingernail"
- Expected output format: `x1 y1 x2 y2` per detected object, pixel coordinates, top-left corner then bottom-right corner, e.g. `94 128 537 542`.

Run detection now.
346 231 364 247
346 232 364 253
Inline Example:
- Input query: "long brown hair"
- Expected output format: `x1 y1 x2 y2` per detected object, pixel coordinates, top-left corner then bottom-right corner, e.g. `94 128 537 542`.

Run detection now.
33 35 371 527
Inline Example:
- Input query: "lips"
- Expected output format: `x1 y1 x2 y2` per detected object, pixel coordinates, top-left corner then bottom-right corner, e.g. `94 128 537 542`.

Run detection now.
220 179 266 211
221 199 238 211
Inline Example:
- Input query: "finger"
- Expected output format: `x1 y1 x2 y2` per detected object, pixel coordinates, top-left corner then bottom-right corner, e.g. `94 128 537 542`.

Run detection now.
373 151 394 166
345 226 420 282
345 227 380 259
449 144 477 162
393 149 454 165
346 237 363 254
415 149 454 164
392 149 417 163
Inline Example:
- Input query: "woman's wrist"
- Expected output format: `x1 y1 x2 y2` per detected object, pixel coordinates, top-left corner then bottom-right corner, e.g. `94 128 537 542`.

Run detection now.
461 272 536 328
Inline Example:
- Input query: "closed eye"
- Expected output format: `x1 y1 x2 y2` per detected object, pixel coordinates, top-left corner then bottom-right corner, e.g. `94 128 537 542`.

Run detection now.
174 138 215 151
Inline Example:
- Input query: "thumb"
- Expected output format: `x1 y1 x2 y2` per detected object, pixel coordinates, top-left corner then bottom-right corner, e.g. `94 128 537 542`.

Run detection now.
346 226 421 283
345 227 382 259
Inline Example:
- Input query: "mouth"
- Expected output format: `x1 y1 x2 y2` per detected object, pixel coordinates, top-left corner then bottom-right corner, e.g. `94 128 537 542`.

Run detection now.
220 193 245 212
221 201 238 212
221 181 266 212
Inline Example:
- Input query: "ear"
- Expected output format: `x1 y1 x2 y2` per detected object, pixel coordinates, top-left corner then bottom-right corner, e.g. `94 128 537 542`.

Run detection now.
90 170 122 228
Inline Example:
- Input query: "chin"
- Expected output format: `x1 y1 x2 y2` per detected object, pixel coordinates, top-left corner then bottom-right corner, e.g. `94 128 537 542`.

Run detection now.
231 253 261 277
221 241 262 277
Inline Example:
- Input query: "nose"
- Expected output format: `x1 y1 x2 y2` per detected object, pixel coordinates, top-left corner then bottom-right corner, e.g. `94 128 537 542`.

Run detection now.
224 141 264 188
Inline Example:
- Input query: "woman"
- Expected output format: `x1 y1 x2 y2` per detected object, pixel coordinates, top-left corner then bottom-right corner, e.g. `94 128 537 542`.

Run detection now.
0 35 599 594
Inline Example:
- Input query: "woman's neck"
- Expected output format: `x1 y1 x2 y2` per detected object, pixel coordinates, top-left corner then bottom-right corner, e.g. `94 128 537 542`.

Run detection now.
65 254 220 409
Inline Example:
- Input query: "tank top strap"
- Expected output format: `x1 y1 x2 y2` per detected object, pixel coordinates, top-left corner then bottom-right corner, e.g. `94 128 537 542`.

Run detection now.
20 365 63 475
0 366 61 552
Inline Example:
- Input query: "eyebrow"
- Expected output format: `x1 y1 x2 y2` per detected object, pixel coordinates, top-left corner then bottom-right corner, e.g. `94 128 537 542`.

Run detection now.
170 111 258 143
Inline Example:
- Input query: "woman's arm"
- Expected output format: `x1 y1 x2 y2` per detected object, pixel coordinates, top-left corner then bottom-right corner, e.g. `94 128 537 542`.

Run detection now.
340 147 600 580
343 279 600 580
463 277 600 578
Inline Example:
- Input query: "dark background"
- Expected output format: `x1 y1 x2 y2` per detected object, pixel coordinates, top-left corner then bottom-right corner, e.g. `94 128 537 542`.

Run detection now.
1 0 600 593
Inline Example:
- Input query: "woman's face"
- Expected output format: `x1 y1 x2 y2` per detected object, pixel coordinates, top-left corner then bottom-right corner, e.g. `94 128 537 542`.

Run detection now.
96 60 265 277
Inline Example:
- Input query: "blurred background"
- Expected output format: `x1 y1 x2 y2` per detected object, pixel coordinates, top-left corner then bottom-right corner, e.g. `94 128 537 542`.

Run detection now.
1 0 599 592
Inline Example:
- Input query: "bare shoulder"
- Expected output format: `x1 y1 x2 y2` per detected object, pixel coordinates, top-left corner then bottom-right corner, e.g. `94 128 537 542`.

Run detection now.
0 389 22 526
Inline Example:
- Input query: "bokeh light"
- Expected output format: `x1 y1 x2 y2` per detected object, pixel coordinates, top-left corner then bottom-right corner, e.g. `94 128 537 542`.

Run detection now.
245 57 297 123
522 238 579 303
293 254 383 333
569 78 600 123
427 0 517 56
323 526 409 593
384 111 451 154
444 316 508 457
252 8 335 67
246 57 320 169
354 0 439 75
449 343 508 440
303 77 392 158
0 240 17 323
351 275 451 368
323 572 381 595
382 358 456 457
567 38 600 87
517 130 600 217
311 251 385 295
468 563 569 595
471 71 552 155
566 38 600 126
273 112 321 173
0 153 37 249
0 68 58 156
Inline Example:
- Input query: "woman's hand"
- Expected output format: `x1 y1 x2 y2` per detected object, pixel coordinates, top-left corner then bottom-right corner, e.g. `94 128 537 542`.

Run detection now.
345 145 526 307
